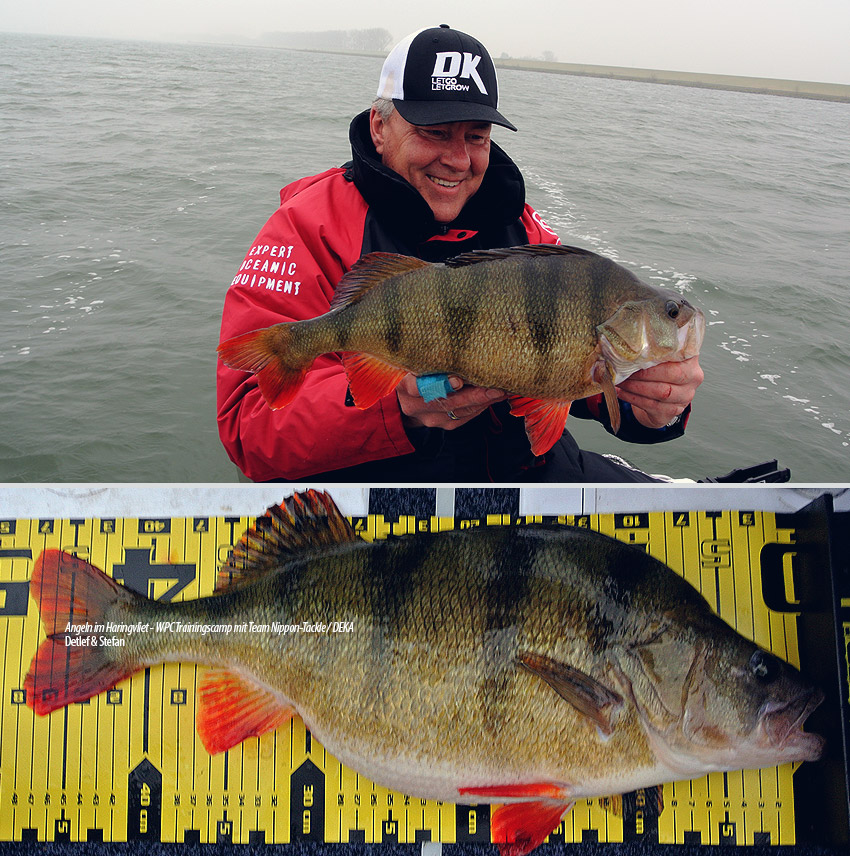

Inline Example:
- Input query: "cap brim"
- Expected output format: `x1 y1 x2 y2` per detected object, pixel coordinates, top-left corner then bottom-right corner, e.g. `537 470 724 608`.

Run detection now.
393 99 517 131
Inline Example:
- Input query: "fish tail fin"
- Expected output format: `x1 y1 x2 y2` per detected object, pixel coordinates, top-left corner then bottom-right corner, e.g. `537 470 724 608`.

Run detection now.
24 550 143 715
218 325 312 409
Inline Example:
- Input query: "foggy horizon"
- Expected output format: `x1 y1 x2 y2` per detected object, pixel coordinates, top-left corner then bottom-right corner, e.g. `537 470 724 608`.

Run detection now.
2 1 850 86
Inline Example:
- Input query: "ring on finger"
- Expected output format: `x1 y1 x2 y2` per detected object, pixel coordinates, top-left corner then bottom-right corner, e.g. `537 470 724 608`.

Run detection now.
447 410 459 420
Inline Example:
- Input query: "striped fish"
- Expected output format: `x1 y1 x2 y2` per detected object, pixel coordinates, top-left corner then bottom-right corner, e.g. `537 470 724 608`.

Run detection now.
24 491 821 855
217 245 705 454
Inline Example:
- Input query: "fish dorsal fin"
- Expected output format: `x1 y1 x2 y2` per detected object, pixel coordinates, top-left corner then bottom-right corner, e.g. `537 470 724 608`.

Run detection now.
196 668 295 754
518 650 623 736
330 252 431 310
217 490 358 589
444 243 599 269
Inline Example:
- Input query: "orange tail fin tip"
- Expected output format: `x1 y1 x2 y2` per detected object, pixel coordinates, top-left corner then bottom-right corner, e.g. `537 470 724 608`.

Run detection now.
218 327 306 409
24 550 142 715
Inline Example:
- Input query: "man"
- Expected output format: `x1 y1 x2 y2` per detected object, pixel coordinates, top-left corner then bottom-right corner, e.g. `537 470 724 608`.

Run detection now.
217 25 703 482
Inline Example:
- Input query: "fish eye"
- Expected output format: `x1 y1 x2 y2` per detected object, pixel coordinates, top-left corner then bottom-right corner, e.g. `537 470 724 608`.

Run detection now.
665 300 680 319
749 650 781 683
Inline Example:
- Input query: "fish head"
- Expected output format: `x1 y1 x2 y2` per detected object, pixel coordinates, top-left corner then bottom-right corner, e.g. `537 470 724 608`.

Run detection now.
616 615 824 778
597 293 705 384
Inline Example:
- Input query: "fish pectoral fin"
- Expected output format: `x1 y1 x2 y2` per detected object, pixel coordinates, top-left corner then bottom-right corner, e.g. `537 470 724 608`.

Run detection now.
196 668 295 755
330 252 431 310
518 651 624 736
591 360 621 434
341 352 408 409
509 397 571 456
488 799 574 856
218 490 358 589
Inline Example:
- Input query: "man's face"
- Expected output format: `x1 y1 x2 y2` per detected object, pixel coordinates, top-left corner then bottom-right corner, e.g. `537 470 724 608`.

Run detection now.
370 108 491 224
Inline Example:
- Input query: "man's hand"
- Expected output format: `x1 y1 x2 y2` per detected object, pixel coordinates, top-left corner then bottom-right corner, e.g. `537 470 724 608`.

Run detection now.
615 356 704 429
397 374 507 430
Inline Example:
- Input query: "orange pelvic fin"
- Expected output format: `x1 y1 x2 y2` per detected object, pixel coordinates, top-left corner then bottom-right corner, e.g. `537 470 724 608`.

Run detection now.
217 326 307 410
489 799 573 856
509 397 571 456
341 352 407 409
24 550 143 716
197 668 295 754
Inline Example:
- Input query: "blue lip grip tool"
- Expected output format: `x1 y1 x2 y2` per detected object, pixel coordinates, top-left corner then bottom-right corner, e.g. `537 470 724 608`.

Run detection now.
416 373 455 403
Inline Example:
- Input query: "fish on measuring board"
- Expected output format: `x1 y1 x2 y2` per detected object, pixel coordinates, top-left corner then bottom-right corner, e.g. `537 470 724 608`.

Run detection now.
25 491 822 856
217 244 705 455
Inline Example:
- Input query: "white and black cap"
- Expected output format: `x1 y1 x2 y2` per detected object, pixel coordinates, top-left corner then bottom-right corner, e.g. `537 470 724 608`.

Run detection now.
377 25 517 131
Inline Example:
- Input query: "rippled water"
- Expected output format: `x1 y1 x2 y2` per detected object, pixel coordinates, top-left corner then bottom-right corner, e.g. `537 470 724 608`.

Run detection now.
2 33 848 482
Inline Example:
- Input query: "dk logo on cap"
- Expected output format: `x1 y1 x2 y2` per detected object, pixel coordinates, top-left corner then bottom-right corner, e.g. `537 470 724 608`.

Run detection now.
377 25 517 131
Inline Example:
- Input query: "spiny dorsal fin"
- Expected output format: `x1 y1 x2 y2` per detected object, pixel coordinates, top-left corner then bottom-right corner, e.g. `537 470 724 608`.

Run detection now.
330 252 431 310
444 243 599 269
217 490 358 589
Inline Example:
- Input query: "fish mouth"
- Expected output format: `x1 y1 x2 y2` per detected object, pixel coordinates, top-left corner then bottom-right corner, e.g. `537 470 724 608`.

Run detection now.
761 688 825 761
679 307 705 359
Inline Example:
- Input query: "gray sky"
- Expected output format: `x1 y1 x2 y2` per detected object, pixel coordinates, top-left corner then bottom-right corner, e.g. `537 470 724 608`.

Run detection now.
3 0 850 84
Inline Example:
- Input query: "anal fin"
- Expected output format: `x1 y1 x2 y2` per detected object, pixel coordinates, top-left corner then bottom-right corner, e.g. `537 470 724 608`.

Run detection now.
197 668 295 754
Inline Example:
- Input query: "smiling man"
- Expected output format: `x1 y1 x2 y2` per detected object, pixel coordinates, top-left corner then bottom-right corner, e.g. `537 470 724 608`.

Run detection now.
217 25 703 482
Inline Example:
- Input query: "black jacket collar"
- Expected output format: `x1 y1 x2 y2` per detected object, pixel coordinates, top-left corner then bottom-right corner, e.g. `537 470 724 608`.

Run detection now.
346 110 526 244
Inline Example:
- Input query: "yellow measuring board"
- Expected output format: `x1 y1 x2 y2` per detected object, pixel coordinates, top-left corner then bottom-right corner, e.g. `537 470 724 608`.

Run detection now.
0 507 806 845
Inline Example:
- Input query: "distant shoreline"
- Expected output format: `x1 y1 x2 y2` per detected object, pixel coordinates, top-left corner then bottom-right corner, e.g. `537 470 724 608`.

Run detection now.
494 58 850 103
289 47 850 103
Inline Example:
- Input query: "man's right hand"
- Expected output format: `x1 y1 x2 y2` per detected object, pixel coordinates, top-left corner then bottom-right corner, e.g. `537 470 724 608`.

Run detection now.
397 373 508 430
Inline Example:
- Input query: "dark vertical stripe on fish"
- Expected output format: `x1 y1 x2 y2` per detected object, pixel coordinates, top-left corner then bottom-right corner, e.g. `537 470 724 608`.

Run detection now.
436 269 480 369
361 536 433 706
381 285 404 356
477 529 533 740
589 255 611 304
523 266 558 358
331 303 356 351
